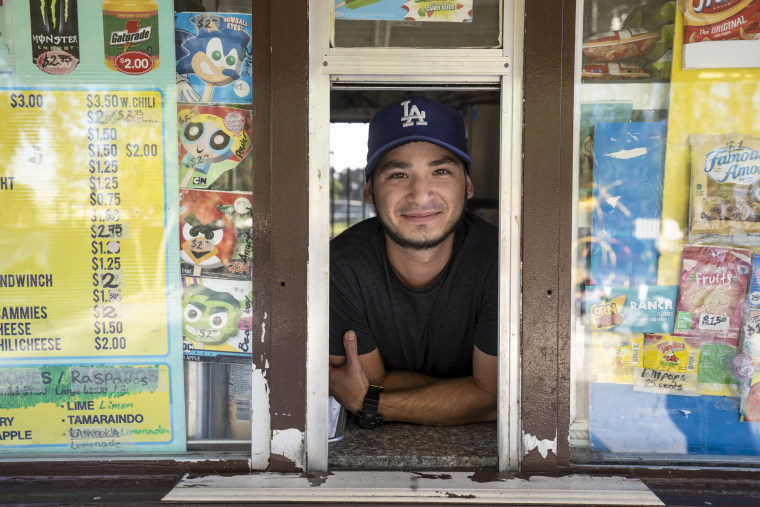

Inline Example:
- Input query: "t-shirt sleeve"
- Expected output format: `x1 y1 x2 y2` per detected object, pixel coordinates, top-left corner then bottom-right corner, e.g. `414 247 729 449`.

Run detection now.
329 259 378 357
473 259 499 357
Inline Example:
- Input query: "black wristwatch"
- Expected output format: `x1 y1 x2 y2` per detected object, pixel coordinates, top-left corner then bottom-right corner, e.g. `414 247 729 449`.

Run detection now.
355 384 383 429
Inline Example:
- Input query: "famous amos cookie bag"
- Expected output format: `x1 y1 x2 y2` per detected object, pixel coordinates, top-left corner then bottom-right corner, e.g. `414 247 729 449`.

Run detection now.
689 134 760 242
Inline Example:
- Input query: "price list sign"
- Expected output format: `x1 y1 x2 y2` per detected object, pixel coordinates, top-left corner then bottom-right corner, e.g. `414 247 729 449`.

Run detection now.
0 89 171 359
0 88 181 451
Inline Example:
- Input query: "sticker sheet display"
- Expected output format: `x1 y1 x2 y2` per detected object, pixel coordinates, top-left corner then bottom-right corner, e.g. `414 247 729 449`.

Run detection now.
179 189 253 280
673 245 751 344
689 134 760 242
175 12 252 104
178 104 252 191
182 277 252 361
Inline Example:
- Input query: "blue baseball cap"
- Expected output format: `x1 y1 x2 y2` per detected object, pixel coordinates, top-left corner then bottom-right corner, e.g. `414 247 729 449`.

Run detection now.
365 95 471 179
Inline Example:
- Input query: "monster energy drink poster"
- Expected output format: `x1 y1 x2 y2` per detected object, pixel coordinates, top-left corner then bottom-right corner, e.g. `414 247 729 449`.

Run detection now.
30 0 80 75
0 1 184 453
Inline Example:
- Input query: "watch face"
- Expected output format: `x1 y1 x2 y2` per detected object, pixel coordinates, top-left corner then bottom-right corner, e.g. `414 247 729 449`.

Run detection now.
356 410 382 429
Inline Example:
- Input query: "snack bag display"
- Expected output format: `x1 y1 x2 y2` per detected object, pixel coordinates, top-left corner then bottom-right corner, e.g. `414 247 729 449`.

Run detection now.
179 189 253 280
674 245 751 344
582 28 661 62
689 134 760 241
681 0 760 44
178 104 253 191
182 277 253 361
592 332 644 383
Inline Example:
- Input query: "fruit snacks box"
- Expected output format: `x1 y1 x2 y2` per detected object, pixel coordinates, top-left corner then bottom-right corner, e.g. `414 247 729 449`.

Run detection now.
674 245 751 345
182 276 253 361
178 104 252 191
179 189 253 280
175 12 252 104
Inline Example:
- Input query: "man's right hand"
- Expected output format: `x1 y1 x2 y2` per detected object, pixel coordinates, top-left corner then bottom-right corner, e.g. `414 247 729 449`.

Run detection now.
329 330 370 413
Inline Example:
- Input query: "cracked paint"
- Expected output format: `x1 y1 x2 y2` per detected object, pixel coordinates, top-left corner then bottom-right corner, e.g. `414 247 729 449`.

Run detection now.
271 428 304 470
522 431 557 459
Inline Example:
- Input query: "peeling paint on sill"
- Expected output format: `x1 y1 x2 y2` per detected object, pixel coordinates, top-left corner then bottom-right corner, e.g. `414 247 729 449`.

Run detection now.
251 367 270 469
271 428 304 471
522 431 557 459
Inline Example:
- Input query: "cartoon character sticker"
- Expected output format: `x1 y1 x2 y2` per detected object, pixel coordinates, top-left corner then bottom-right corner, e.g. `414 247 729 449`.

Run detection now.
179 189 253 280
178 104 252 190
175 12 252 104
182 277 253 359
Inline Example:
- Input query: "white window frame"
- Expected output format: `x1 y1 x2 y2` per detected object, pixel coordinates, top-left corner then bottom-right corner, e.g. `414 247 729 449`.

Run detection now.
305 0 525 472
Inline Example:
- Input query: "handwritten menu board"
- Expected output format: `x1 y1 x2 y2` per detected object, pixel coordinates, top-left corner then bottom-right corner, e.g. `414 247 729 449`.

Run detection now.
0 1 183 453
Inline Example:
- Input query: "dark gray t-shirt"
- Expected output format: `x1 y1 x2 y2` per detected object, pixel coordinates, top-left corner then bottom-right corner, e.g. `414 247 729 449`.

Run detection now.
329 210 498 379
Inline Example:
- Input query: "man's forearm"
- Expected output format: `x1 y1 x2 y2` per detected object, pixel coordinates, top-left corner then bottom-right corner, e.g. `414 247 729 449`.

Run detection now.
377 376 497 425
371 370 440 391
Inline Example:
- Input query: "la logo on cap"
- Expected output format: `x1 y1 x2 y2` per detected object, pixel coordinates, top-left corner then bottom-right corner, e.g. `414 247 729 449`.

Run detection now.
400 99 427 127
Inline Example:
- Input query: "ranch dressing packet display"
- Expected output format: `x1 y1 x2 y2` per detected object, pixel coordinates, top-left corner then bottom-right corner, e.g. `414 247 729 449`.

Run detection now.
674 245 751 345
689 134 760 242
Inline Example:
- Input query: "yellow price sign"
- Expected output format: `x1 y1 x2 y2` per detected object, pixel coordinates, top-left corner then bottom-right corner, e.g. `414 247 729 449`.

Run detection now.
0 89 170 359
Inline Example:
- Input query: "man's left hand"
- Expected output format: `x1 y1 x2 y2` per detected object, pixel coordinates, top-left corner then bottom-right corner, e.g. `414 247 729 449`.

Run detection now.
329 330 369 413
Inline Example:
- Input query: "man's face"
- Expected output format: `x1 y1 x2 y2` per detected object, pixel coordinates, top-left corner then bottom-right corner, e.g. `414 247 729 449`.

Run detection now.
365 141 473 250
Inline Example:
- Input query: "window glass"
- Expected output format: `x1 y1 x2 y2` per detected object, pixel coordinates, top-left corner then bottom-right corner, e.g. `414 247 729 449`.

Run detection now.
571 0 760 463
332 0 501 48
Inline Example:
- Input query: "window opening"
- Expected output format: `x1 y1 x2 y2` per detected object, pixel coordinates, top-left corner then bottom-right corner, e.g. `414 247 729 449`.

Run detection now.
327 88 500 470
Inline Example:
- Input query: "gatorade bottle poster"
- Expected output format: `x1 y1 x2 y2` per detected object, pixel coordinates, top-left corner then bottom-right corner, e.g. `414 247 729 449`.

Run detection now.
0 1 184 453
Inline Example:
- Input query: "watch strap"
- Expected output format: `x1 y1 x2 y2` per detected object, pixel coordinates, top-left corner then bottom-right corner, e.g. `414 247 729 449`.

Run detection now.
361 384 383 413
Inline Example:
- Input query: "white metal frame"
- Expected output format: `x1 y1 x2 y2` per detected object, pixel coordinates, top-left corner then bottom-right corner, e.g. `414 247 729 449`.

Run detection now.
305 0 525 472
